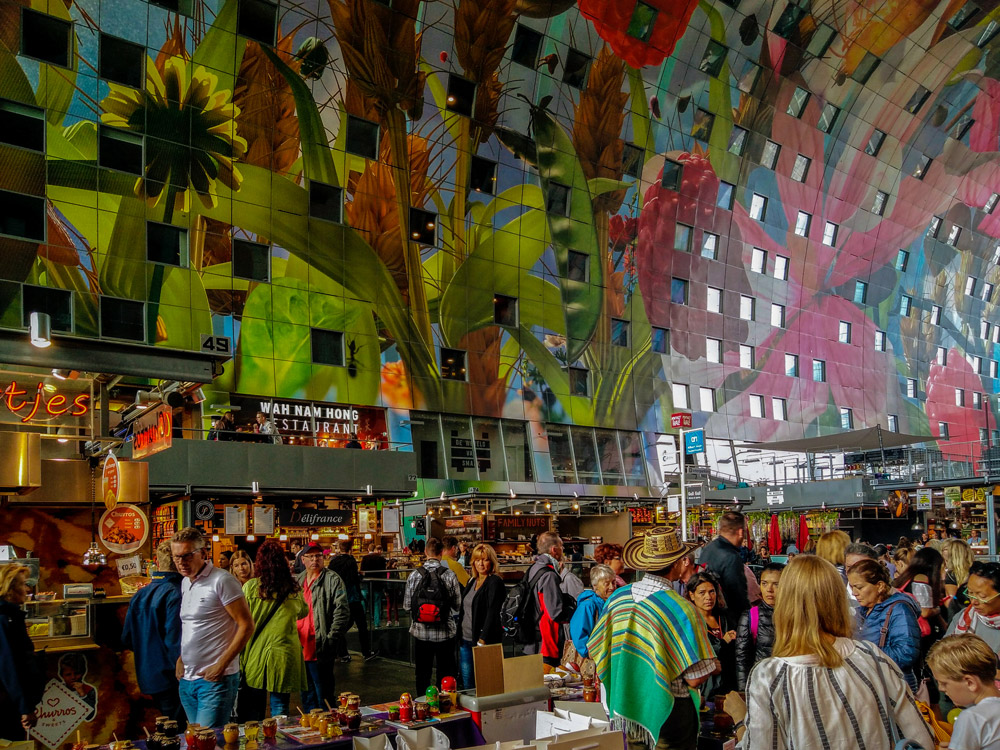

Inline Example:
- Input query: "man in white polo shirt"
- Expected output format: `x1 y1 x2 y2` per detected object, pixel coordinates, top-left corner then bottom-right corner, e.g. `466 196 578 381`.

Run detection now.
171 527 254 726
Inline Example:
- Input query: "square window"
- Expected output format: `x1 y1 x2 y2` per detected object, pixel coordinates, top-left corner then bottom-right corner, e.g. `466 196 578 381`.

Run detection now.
511 24 542 67
794 210 811 236
900 295 912 315
737 62 760 93
562 48 591 88
692 109 715 142
739 295 755 321
569 367 590 396
952 116 974 141
728 126 748 156
0 99 44 152
494 293 518 326
674 223 693 252
865 129 886 156
409 207 438 245
785 353 799 377
627 1 659 42
237 0 277 44
888 414 899 432
912 154 932 180
852 53 880 83
99 126 143 175
661 160 683 190
873 190 888 215
931 305 942 325
773 398 788 421
750 193 767 220
774 2 806 38
701 232 719 260
807 23 837 56
978 20 1000 47
99 34 144 89
818 102 839 133
906 378 918 398
982 320 991 339
232 238 270 282
984 282 995 302
761 140 780 169
671 278 689 305
0 190 44 241
567 250 589 282
749 394 765 418
672 383 689 409
854 280 867 304
787 86 810 118
707 286 722 313
100 296 145 342
622 142 644 179
774 255 789 280
839 320 852 343
875 330 886 351
699 386 715 412
22 285 72 332
993 360 999 378
813 359 827 382
956 388 966 407
974 355 984 374
312 328 345 366
445 74 476 117
948 3 979 29
937 346 948 365
947 224 962 246
967 276 978 296
309 181 342 223
150 0 193 13
700 40 728 77
840 407 854 429
706 338 722 363
823 221 838 246
146 221 187 267
717 181 735 209
929 215 943 238
21 9 71 68
346 115 379 159
938 421 950 439
739 344 754 369
470 156 497 194
771 303 786 328
791 154 811 182
439 348 467 380
610 318 630 347
652 327 669 354
895 249 909 272
905 86 931 114
986 193 999 213
751 247 767 273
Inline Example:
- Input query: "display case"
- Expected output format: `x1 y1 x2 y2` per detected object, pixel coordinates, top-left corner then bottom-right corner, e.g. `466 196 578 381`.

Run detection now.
24 598 94 651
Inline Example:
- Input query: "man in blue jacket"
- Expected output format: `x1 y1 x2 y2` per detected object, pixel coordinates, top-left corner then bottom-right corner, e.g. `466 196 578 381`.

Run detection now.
122 541 184 724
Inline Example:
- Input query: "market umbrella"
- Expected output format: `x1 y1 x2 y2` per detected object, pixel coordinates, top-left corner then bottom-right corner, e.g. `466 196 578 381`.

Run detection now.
797 515 809 551
769 514 781 555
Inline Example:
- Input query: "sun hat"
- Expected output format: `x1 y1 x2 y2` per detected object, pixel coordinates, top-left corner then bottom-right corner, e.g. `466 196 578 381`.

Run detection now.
622 525 698 572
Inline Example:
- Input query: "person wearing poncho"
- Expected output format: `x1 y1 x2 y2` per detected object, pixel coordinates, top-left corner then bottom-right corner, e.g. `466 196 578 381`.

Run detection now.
589 526 719 750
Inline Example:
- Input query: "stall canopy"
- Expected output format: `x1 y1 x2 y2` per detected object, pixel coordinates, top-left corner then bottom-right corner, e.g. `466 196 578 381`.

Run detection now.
736 426 933 454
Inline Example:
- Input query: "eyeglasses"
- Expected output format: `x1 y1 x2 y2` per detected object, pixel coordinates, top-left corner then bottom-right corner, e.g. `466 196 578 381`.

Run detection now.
172 550 201 563
302 554 324 560
968 590 1000 605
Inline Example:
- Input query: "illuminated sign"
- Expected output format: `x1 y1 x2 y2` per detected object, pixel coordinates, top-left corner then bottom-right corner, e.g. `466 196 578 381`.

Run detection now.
102 453 120 510
2 381 89 422
132 404 173 459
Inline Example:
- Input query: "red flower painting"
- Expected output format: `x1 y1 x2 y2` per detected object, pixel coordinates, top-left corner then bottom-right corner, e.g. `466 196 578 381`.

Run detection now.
579 0 700 69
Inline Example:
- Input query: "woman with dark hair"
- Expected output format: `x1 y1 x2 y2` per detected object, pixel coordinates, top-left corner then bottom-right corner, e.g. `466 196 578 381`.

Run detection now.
593 543 626 587
238 541 308 720
946 561 1000 659
686 570 737 696
893 546 947 640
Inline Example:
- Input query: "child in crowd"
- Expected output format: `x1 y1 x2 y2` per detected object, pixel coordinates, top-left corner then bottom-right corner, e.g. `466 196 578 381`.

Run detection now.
927 634 1000 750
735 562 784 690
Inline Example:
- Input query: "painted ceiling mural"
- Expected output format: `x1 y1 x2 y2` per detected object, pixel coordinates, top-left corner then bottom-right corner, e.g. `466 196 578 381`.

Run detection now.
4 0 1000 457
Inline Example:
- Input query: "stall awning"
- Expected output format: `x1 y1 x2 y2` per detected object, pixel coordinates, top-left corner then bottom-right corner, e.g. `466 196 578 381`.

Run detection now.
736 426 934 454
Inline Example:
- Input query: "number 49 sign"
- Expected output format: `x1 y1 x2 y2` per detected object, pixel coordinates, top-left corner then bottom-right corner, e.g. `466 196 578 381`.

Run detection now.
200 334 232 356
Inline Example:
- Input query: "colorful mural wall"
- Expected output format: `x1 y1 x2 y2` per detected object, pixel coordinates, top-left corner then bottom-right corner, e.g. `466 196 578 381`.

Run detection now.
4 0 1000 458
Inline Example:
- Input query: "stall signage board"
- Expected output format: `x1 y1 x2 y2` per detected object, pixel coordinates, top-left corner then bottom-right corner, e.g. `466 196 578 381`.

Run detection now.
671 413 692 429
687 483 704 504
116 554 142 578
916 488 932 510
101 453 120 510
2 380 90 424
253 506 275 535
491 515 550 537
229 394 388 448
30 679 92 748
278 508 352 526
99 503 149 554
685 429 705 455
766 488 784 505
225 506 248 536
132 404 173 459
944 486 962 509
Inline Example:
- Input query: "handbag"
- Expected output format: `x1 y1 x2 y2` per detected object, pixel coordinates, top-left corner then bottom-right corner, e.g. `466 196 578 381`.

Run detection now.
866 643 926 750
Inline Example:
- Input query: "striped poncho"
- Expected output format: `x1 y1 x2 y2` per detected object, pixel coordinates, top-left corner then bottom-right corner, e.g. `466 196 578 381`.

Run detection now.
588 585 716 746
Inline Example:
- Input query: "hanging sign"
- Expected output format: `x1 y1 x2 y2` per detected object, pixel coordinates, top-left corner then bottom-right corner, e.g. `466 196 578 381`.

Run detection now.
99 504 149 554
685 429 705 455
944 486 962 509
2 380 90 423
30 679 93 749
671 413 693 429
101 453 120 510
132 404 173 459
252 506 275 536
916 488 932 511
225 506 248 535
278 507 352 526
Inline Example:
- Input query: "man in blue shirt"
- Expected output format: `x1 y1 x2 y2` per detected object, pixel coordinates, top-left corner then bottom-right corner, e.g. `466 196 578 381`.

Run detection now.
122 541 184 724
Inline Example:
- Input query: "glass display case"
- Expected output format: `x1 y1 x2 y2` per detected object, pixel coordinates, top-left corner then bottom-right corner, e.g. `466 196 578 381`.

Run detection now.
24 598 92 649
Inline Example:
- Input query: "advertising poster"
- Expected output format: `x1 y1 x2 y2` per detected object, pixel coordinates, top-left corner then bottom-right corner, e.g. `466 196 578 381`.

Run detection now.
98 504 149 555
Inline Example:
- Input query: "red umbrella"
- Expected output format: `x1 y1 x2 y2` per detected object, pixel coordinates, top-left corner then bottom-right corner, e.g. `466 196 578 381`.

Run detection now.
797 515 809 551
768 514 781 555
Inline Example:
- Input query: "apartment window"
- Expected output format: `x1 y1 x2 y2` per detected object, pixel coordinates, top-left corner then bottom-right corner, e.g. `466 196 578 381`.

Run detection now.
938 422 950 440
994 244 1000 264
146 221 187 267
100 296 145 342
853 280 867 304
813 359 827 382
948 3 979 29
621 143 643 179
728 126 748 156
888 414 899 432
407 207 437 245
967 276 978 296
774 255 789 280
0 190 44 241
852 53 880 83
774 2 806 38
545 182 571 217
21 9 71 68
749 394 765 418
751 247 767 273
823 221 838 246
977 20 1000 47
562 48 591 88
750 193 767 221
771 303 786 328
149 0 193 12
610 318 630 347
785 353 799 377
739 344 755 369
956 388 966 407
699 387 716 412
974 392 984 409
309 181 342 223
974 356 984 374
310 328 345 366
706 338 722 363
661 160 683 190
627 1 658 42
511 24 543 68
739 295 755 321
987 193 1000 214
652 327 669 354
237 0 278 44
840 407 854 429
994 328 1000 344
873 190 888 216
984 282 995 302
470 156 497 194
787 86 810 118
0 99 44 152
818 102 839 133
707 287 722 313
900 295 912 316
981 427 989 443
674 223 693 252
569 367 589 396
671 278 689 305
761 140 780 169
982 320 991 340
952 116 975 141
99 34 144 89
494 294 518 326
906 378 918 398
98 126 143 175
895 249 909 272
567 250 589 282
440 347 467 381
865 129 886 157
232 238 270 282
931 305 942 325
672 383 689 409
737 61 760 93
773 398 788 421
717 181 735 209
794 211 811 237
345 115 379 159
791 154 811 182
906 86 931 114
700 39 727 76
691 109 714 142
806 23 837 57
445 74 476 117
929 215 943 238
21 285 72 332
946 224 963 248
701 232 719 260
839 320 852 344
875 330 886 351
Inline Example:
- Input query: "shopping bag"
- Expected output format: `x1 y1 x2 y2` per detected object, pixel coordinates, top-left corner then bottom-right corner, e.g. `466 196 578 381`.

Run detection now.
396 727 452 750
354 735 395 750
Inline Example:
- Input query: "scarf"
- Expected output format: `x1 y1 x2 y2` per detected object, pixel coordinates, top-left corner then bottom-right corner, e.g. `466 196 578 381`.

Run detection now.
953 604 1000 634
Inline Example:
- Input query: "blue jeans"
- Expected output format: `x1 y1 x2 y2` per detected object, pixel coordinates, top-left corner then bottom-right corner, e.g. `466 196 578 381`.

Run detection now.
270 692 291 717
302 657 336 713
179 672 240 726
459 639 476 690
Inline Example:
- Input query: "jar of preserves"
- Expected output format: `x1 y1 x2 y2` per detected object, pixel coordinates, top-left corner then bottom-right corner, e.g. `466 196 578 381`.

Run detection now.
346 710 362 731
222 724 239 744
244 722 260 742
262 718 278 740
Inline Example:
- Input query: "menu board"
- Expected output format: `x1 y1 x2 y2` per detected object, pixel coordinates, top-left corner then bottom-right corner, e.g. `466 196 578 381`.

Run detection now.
225 506 248 535
253 506 275 535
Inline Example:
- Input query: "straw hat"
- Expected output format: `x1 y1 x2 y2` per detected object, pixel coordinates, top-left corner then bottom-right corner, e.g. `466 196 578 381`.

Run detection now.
622 526 697 572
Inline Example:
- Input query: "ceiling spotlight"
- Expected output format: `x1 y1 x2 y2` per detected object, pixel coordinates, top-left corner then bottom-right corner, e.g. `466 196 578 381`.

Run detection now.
514 510 521 515
545 502 551 509
912 520 922 530
366 485 373 495
510 489 516 499
311 532 320 540
247 534 256 542
918 477 926 487
633 493 639 501
440 492 447 501
29 312 51 349
251 480 260 494
573 491 579 499
821 501 827 510
279 533 288 541
212 534 220 542
51 368 77 380
573 502 580 510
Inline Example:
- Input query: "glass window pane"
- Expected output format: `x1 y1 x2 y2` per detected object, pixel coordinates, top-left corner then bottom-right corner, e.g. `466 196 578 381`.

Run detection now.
411 414 446 479
571 426 601 484
472 417 505 481
441 415 476 478
619 431 648 486
547 426 575 483
502 419 534 482
595 429 624 485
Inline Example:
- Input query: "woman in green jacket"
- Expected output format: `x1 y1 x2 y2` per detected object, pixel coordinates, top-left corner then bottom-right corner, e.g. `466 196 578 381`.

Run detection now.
239 541 308 719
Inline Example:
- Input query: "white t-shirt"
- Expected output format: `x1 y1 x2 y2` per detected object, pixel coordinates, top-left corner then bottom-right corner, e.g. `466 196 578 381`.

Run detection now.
180 562 246 680
950 697 1000 750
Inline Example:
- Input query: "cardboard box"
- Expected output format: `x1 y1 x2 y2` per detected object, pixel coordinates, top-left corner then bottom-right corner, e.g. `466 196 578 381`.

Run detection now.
472 645 544 698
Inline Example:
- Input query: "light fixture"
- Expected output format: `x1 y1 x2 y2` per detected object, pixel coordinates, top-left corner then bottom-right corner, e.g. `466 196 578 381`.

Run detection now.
247 534 256 542
251 481 260 494
82 541 106 569
545 502 551 509
311 532 320 540
633 493 639 501
212 534 220 542
821 501 827 510
509 489 516 499
912 520 922 530
573 502 580 511
918 477 926 487
573 491 579 498
950 519 961 530
366 485 373 495
51 368 78 380
440 492 447 501
29 312 51 348
338 533 349 540
514 510 521 515
279 533 288 542
480 510 486 515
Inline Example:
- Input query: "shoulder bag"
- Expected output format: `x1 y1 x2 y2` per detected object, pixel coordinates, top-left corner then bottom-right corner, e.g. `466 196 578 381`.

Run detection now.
865 642 926 750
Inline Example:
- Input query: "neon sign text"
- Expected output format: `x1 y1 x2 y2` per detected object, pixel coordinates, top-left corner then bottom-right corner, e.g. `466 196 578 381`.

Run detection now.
2 381 90 422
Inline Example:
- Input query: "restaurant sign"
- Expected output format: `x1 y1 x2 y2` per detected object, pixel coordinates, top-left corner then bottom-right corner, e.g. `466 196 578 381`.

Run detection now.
278 507 353 527
132 404 173 459
489 514 551 538
229 394 387 448
30 679 92 749
2 380 90 423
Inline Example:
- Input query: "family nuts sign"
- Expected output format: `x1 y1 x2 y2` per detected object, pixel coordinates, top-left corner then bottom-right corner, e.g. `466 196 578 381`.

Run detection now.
99 504 149 555
132 404 173 459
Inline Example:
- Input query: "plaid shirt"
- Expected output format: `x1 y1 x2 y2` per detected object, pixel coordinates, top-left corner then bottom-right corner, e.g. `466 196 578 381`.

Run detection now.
403 559 462 642
632 572 720 696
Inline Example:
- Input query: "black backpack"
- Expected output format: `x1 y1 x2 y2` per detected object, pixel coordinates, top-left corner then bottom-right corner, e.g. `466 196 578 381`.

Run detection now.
501 565 553 644
411 565 448 624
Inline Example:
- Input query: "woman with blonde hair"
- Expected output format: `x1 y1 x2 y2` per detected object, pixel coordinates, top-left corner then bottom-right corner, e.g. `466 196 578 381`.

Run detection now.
457 544 505 689
815 529 850 580
0 564 44 738
730 555 934 750
942 538 974 618
230 549 255 585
